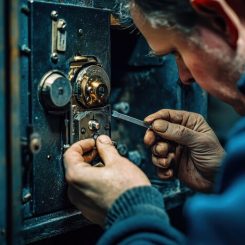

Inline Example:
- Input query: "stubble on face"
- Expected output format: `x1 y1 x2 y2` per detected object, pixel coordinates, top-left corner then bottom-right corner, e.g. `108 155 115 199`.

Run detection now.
131 3 245 114
187 30 245 114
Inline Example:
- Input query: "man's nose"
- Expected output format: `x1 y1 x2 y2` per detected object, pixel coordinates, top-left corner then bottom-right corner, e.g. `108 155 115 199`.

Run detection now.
176 57 194 85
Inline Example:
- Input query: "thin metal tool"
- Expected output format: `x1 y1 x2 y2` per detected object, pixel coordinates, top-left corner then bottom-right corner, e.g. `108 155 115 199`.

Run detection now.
112 110 151 129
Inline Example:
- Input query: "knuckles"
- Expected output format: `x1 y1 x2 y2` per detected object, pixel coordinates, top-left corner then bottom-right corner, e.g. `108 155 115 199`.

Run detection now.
152 155 169 168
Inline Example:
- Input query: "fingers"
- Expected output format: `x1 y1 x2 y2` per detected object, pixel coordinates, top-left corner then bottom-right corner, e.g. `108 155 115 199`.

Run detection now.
152 152 175 168
152 141 170 157
144 130 175 151
152 119 198 147
156 168 174 180
83 149 98 163
64 138 102 187
64 138 96 168
96 135 119 165
144 129 156 146
145 109 204 129
144 129 156 147
145 109 184 124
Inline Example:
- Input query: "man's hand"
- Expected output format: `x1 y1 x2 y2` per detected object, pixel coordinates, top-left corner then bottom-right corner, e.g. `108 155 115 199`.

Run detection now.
64 136 151 226
144 109 225 192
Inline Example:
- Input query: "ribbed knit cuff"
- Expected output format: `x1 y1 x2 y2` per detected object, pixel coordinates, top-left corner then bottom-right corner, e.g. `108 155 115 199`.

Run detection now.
105 186 169 229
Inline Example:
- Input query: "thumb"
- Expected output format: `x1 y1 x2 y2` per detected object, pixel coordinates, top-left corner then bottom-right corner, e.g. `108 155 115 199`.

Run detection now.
152 119 199 147
96 135 119 165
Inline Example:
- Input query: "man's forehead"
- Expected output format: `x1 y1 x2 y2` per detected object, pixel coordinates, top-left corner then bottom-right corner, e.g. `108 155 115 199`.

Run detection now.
130 4 183 55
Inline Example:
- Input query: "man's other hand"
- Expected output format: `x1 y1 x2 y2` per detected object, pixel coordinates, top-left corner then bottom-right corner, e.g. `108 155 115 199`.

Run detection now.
64 136 151 226
144 109 225 192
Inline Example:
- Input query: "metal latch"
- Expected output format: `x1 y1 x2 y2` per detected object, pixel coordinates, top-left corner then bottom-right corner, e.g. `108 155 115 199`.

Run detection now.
50 10 67 62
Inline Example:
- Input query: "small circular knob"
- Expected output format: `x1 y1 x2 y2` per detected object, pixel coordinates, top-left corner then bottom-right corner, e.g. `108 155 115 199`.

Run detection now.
39 71 72 111
88 120 100 131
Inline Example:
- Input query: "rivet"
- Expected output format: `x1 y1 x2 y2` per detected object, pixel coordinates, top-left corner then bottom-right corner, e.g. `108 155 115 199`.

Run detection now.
51 10 58 20
20 45 31 55
51 52 59 63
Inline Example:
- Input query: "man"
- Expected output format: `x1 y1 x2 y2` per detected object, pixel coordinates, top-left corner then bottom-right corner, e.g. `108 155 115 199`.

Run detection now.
64 0 245 243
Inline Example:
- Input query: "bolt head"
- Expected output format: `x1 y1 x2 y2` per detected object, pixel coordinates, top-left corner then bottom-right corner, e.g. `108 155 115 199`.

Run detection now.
78 29 83 36
22 192 32 204
21 45 31 55
51 10 58 20
51 52 58 63
81 128 86 134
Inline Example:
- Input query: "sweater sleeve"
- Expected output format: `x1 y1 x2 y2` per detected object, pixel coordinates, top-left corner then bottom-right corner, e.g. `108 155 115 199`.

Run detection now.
184 117 245 244
98 186 185 245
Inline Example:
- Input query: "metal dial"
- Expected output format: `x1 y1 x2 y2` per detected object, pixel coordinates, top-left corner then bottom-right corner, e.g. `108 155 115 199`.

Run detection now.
39 71 72 111
73 65 110 108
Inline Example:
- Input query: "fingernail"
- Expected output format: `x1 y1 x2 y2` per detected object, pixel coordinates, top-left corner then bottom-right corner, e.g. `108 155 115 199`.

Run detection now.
153 120 168 131
98 135 112 144
144 116 152 122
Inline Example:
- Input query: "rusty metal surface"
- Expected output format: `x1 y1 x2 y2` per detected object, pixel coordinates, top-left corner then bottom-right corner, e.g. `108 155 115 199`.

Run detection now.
0 0 7 244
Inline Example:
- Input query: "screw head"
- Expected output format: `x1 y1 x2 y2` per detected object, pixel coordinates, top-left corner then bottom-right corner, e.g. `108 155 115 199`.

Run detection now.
22 192 32 204
81 127 86 134
30 135 41 154
51 10 58 20
78 29 83 36
51 52 58 63
20 45 31 55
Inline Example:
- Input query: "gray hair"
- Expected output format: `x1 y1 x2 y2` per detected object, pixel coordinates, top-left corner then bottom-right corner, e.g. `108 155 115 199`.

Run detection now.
115 0 201 33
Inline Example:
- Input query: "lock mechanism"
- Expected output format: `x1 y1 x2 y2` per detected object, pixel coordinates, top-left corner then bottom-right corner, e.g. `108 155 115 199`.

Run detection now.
73 65 109 108
69 56 110 108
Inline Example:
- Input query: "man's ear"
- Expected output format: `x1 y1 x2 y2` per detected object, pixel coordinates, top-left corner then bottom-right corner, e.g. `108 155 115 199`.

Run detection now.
190 0 238 48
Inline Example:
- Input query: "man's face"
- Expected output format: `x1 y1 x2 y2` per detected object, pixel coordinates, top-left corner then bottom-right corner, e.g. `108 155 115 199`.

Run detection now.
131 5 245 115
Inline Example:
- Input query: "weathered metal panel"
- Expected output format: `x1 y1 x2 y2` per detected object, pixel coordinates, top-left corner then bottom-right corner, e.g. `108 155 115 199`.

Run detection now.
27 1 110 216
8 0 22 244
21 2 112 242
